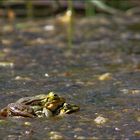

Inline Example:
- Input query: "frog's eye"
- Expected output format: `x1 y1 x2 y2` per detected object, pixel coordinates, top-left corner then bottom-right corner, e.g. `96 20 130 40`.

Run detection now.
53 94 58 97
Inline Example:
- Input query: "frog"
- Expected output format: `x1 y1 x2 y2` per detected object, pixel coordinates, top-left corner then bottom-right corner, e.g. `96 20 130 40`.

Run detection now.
56 103 80 116
5 92 65 118
0 92 79 118
16 92 65 111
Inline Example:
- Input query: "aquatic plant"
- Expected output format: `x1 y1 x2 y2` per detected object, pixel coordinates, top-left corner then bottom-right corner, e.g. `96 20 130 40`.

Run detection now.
67 0 73 48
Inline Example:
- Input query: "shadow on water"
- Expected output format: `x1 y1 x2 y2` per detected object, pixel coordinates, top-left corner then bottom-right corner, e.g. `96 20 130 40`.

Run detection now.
0 14 140 139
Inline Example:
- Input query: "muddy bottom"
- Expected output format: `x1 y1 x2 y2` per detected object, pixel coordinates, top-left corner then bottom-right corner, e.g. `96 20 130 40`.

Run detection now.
0 14 140 139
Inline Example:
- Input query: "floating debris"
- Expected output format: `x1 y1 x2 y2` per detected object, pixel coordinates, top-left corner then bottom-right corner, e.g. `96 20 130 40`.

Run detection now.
57 10 72 24
98 73 112 81
74 135 86 140
15 76 32 81
120 89 140 95
0 62 14 68
49 131 64 140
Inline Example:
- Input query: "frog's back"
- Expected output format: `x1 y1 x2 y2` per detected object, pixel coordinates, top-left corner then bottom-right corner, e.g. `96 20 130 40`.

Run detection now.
16 96 44 105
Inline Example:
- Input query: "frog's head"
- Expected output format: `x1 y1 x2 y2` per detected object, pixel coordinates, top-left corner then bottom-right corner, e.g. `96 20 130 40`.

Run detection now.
59 103 80 115
42 92 65 111
47 92 60 102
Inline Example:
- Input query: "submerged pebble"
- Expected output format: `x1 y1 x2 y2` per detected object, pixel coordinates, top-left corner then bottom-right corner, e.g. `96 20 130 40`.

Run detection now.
24 121 31 126
49 131 64 140
121 89 140 95
75 135 86 140
94 116 108 125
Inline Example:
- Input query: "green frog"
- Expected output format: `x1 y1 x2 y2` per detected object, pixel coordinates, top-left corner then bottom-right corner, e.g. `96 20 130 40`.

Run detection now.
16 92 65 112
57 103 80 115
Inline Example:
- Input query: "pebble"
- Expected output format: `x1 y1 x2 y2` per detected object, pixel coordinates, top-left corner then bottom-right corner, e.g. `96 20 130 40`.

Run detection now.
94 116 108 125
45 73 49 77
115 127 121 131
24 121 31 126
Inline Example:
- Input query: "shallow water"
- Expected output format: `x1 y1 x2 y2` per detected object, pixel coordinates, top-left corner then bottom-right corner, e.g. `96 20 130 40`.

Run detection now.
0 15 140 139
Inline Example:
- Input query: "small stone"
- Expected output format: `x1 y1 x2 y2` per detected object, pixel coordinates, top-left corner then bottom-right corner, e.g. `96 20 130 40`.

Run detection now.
25 130 33 135
115 127 121 131
98 73 112 81
45 73 49 77
24 122 31 126
94 116 108 125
